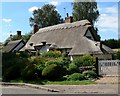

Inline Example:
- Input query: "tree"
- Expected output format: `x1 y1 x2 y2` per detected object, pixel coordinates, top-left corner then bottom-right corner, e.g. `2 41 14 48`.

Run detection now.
102 39 120 49
72 0 100 41
72 0 99 26
29 4 64 28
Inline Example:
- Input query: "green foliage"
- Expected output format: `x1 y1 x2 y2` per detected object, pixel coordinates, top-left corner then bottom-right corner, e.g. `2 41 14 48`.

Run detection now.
72 0 99 26
45 59 61 66
72 1 100 41
21 64 38 80
68 63 79 73
83 70 97 79
113 51 120 60
73 55 95 67
2 53 28 81
102 39 120 49
22 32 32 43
67 73 85 81
116 51 120 60
11 35 22 41
29 4 63 28
19 51 30 58
40 51 62 58
42 64 64 80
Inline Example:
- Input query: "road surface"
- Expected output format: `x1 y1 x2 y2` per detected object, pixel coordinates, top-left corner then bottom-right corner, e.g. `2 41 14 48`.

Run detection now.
2 84 119 94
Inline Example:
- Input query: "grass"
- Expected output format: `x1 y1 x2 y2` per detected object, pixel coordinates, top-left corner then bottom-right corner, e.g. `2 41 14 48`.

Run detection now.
10 79 96 85
44 80 96 85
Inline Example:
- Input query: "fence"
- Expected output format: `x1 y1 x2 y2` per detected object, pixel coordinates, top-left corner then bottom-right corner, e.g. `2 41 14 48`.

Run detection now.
98 60 120 76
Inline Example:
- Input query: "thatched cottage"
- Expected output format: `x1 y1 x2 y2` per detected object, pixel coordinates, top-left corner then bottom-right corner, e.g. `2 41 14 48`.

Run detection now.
3 39 25 53
23 15 113 60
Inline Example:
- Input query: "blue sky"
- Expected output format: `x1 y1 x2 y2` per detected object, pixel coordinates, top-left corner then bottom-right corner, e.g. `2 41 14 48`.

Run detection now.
0 1 119 42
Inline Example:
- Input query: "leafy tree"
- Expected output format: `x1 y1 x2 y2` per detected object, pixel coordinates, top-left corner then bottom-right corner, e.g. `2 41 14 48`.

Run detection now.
22 32 32 43
102 39 120 49
72 0 99 25
29 4 64 28
72 0 100 41
4 32 32 46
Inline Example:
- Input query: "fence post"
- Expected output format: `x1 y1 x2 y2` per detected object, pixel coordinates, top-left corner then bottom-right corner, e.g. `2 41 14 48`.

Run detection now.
95 57 99 76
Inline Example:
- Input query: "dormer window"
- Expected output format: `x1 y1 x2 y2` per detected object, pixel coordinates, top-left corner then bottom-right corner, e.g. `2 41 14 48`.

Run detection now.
85 30 94 40
29 43 33 46
41 40 46 46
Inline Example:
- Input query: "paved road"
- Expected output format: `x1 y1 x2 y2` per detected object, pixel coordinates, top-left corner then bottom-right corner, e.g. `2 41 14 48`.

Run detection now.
2 85 55 94
2 84 119 94
43 84 119 94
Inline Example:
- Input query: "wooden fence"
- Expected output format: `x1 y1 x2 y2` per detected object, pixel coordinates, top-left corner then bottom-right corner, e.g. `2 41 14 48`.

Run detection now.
98 60 120 76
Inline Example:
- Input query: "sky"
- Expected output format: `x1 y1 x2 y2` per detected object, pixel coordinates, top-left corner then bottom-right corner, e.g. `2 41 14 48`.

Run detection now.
0 0 119 42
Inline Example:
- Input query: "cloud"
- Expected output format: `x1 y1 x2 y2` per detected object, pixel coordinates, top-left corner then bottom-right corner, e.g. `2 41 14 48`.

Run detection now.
28 6 38 13
2 19 12 23
96 13 118 29
95 5 118 39
104 6 118 14
96 5 118 30
49 1 59 6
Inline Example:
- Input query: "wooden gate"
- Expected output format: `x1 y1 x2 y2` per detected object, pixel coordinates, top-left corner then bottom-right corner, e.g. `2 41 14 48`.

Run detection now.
98 60 120 76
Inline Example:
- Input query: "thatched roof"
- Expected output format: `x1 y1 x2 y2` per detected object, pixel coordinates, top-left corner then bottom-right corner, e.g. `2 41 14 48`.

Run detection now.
3 39 24 52
24 20 113 55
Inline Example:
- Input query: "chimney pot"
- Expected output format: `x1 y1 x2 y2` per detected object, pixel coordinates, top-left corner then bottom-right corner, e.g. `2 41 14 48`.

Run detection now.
17 31 21 36
67 13 69 17
65 16 73 23
33 23 39 34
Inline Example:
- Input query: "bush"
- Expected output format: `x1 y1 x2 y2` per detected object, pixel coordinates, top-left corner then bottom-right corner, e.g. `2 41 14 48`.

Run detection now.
21 64 38 80
40 51 62 58
19 51 30 58
42 64 64 80
67 73 85 81
68 63 79 73
45 59 61 66
83 70 97 79
73 55 95 67
2 53 28 81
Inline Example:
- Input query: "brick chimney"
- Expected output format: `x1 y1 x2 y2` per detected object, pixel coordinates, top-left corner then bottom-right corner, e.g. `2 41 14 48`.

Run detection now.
17 31 21 36
33 23 39 34
65 13 73 23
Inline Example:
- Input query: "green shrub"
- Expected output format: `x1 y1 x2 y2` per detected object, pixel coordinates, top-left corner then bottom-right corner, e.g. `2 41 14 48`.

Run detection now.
68 63 79 73
19 51 30 58
83 70 97 79
67 73 85 81
73 55 95 67
40 51 62 58
2 53 28 81
42 64 64 80
21 64 38 80
45 59 61 66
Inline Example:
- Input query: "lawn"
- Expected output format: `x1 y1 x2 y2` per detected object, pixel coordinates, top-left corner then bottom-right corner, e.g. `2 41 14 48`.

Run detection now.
10 79 96 85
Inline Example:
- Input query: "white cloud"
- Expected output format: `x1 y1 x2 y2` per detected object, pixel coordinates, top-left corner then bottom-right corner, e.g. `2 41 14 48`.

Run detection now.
28 6 38 13
96 5 118 31
2 19 12 23
95 5 118 39
96 13 118 29
49 1 59 6
105 6 118 14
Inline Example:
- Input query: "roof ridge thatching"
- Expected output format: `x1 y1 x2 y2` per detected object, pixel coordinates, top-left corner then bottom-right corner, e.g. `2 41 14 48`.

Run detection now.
37 19 91 33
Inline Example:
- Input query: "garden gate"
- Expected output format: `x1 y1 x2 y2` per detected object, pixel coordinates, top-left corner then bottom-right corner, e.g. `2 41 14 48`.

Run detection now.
98 60 120 76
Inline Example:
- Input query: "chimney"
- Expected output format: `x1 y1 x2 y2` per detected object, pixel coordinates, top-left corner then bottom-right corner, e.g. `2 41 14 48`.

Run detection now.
17 31 21 36
33 23 39 34
65 13 73 23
